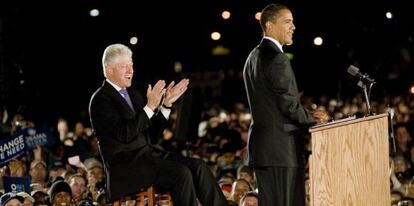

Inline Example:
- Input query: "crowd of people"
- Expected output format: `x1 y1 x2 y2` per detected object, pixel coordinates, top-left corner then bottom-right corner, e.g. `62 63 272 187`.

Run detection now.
0 90 413 205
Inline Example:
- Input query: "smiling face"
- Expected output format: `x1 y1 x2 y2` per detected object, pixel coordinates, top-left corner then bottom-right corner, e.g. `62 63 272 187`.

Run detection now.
265 8 295 45
106 54 134 88
53 192 71 206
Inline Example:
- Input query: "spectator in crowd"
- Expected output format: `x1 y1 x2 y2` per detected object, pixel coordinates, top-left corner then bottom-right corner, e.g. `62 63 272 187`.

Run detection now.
230 179 252 204
83 158 105 200
29 160 48 188
16 192 34 206
8 159 26 177
240 191 259 206
395 123 412 160
68 174 87 203
237 165 255 189
30 183 49 205
48 180 72 206
0 192 24 206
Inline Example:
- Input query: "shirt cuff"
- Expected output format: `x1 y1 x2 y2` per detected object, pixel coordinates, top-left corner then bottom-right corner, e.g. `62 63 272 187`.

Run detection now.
160 106 171 119
143 105 154 119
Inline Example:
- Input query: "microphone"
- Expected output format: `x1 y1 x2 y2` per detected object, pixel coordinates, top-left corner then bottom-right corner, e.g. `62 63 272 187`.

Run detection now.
347 65 375 84
347 65 376 116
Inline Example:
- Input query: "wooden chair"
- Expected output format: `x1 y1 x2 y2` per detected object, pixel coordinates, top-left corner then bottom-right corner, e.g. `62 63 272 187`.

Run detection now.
154 193 173 206
112 185 173 206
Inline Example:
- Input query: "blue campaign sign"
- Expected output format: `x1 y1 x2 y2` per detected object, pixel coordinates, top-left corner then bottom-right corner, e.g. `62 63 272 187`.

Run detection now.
3 176 31 193
0 126 56 167
0 135 26 167
21 126 56 150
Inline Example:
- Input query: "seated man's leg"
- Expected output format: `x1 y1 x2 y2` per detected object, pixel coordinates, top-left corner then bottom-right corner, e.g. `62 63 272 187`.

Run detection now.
153 157 198 206
165 153 228 206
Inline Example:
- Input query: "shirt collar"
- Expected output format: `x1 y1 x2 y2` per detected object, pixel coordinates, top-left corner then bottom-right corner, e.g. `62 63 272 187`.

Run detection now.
263 36 284 52
106 79 123 92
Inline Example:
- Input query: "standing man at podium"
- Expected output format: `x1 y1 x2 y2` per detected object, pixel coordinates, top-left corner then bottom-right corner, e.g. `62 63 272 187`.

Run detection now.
243 3 329 206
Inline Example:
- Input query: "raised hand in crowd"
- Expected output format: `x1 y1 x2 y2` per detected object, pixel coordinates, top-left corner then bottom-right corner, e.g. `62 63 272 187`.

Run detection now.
8 159 26 177
33 145 42 160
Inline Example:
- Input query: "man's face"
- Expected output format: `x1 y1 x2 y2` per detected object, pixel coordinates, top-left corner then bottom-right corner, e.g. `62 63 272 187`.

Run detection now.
232 180 250 204
107 54 134 88
242 196 258 206
53 192 71 206
239 172 253 183
396 126 411 144
267 9 295 45
394 159 408 173
70 176 86 199
88 167 104 183
29 164 47 182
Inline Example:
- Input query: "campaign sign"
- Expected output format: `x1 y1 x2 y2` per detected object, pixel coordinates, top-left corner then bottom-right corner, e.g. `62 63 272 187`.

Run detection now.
3 176 31 193
21 126 56 150
0 126 55 167
0 135 26 167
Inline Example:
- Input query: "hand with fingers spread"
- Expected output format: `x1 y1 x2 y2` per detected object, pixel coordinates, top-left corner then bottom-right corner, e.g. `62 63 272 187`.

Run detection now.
163 79 190 107
146 80 166 111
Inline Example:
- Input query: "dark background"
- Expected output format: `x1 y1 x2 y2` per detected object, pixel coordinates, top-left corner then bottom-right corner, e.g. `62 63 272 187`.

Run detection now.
1 0 414 125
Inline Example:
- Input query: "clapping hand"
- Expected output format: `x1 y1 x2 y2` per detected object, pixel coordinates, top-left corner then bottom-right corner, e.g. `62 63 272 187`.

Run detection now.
163 79 189 107
147 80 166 111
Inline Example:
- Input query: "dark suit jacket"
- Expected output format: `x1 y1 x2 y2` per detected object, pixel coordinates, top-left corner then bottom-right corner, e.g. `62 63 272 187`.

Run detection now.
243 38 316 168
89 80 168 201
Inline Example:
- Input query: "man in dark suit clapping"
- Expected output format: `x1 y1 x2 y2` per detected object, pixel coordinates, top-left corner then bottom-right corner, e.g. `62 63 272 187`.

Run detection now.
89 43 227 206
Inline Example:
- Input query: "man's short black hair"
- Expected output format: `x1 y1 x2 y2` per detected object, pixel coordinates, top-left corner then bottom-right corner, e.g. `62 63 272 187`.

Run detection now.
260 4 289 31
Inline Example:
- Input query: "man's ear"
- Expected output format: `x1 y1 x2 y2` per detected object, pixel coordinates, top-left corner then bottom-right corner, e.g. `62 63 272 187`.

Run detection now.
265 21 272 32
106 67 113 76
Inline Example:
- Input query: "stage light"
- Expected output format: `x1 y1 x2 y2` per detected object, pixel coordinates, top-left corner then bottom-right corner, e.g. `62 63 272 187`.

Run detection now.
255 12 261 21
386 12 393 19
211 32 221 41
410 85 414 94
130 37 138 45
222 11 231 20
313 37 323 46
89 9 100 17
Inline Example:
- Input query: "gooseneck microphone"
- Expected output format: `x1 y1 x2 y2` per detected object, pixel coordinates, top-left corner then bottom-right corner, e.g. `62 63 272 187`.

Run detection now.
347 65 375 84
347 65 376 116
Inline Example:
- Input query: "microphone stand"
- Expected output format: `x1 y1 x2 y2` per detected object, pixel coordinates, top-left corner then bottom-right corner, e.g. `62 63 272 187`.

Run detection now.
388 105 397 157
356 78 375 116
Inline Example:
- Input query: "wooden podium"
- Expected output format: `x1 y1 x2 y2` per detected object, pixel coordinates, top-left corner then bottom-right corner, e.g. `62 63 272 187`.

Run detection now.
308 113 390 206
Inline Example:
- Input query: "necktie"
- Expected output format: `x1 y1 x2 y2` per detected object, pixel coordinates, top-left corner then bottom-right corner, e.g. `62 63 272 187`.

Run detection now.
119 88 134 111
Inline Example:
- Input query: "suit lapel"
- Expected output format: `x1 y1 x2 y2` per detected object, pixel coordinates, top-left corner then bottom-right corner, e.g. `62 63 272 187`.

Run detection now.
101 81 136 119
127 88 145 110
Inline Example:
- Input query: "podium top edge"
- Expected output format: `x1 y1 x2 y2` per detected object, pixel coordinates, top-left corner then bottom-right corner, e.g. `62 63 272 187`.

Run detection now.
309 113 388 133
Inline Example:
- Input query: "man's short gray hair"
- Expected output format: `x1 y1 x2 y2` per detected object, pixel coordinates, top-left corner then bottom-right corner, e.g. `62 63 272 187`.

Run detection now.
102 43 132 77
